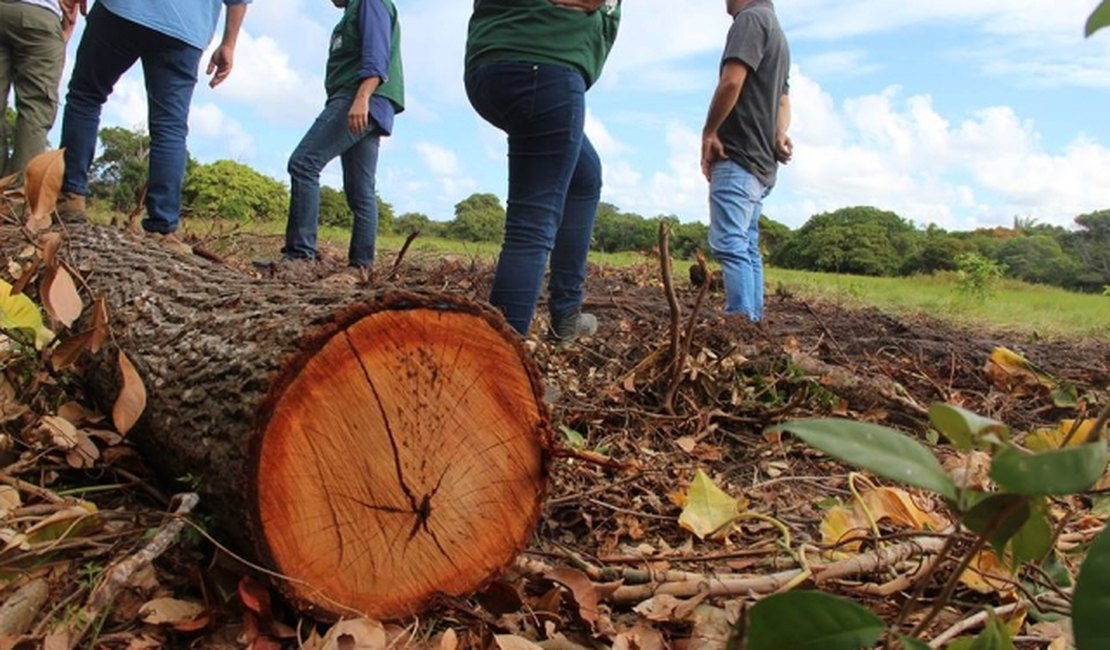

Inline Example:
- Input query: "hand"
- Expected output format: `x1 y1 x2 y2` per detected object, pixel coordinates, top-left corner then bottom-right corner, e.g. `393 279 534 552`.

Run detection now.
348 96 370 135
549 0 606 12
206 44 235 88
701 133 726 181
61 3 79 42
775 133 794 164
61 0 87 16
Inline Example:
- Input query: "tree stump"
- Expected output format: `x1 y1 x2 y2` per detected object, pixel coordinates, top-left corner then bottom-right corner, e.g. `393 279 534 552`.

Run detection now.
2 224 552 620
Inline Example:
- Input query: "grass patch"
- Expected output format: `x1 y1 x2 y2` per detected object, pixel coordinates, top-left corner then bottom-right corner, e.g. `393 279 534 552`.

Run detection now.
103 213 1106 340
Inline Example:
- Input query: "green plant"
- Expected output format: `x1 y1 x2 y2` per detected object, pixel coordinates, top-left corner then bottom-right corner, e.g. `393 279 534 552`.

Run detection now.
1089 0 1110 35
955 251 1005 301
751 401 1110 649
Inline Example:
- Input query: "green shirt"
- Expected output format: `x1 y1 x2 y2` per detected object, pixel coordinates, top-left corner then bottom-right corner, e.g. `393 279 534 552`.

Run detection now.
325 0 404 114
465 0 621 88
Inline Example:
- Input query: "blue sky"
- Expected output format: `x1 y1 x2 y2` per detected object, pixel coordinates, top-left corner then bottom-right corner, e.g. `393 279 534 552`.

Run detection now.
56 0 1110 231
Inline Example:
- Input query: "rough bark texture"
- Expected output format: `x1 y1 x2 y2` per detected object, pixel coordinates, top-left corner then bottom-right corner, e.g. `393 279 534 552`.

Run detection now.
2 224 552 620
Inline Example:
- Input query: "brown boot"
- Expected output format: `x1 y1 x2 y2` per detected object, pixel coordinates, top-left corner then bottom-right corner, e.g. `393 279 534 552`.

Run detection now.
146 230 193 255
55 192 87 224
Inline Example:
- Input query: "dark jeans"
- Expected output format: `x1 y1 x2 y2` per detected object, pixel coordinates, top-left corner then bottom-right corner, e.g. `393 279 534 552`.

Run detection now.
465 61 602 336
60 2 201 233
284 95 381 268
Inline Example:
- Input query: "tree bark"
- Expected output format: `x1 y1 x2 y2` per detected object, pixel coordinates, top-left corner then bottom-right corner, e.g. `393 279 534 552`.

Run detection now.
3 224 552 621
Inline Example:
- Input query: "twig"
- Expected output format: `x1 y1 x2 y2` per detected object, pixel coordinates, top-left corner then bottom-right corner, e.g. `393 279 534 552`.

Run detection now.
1072 397 1110 446
927 602 1024 648
0 578 49 636
387 230 420 281
0 473 65 504
658 222 681 415
606 535 946 603
665 250 711 412
66 493 200 649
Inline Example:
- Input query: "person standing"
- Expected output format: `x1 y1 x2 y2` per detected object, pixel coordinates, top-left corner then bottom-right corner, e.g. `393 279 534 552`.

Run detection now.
280 0 404 270
464 0 621 341
701 0 791 322
55 0 249 241
0 0 75 176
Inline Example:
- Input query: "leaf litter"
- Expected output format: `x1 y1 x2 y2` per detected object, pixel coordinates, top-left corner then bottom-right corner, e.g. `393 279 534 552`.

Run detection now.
0 206 1107 649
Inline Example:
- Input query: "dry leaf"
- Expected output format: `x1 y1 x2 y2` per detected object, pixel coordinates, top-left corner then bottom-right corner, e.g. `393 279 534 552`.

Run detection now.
959 549 1013 594
89 294 110 353
634 594 685 622
40 232 62 267
675 437 697 453
65 433 100 469
51 331 93 372
435 629 458 650
113 351 146 435
494 635 544 650
41 265 83 328
543 567 600 631
0 485 21 514
678 469 740 540
612 624 666 650
42 415 80 449
22 149 64 232
138 598 206 626
57 401 103 426
820 506 869 551
321 619 386 650
239 576 272 618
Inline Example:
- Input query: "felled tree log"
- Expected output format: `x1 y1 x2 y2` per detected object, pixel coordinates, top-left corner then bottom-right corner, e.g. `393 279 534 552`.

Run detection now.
2 224 552 621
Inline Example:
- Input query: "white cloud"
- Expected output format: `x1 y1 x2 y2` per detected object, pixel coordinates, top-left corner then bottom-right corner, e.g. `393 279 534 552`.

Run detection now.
414 140 476 205
189 103 255 158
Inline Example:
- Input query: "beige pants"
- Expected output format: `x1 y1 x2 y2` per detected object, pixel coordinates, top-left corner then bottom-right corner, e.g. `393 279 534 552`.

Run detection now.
0 0 64 176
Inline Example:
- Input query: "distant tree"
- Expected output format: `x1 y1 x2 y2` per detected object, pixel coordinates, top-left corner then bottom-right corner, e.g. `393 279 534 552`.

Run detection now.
318 186 350 227
759 215 793 260
591 203 657 253
89 126 151 211
1066 209 1110 291
668 218 709 260
994 235 1082 287
395 211 431 234
182 160 288 222
448 192 505 242
902 224 967 275
772 206 920 276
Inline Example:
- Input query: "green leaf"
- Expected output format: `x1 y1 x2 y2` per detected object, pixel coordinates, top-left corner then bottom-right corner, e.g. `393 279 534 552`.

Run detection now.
947 639 975 650
0 279 53 349
1088 0 1110 37
558 425 586 451
1074 526 1110 650
747 591 885 650
960 494 1030 558
1011 499 1052 566
1049 382 1078 408
929 403 1009 451
990 443 1107 495
896 634 931 650
968 612 1016 650
773 419 958 501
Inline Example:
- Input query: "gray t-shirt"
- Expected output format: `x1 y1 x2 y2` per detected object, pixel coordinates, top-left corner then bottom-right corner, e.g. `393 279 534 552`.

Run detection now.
717 0 790 188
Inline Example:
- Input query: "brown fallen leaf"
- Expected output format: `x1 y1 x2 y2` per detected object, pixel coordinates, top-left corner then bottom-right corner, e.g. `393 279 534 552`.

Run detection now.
139 598 206 626
51 330 93 372
543 567 600 631
22 149 64 232
89 294 110 352
40 232 62 266
494 635 544 650
321 619 387 650
41 264 83 328
113 351 147 435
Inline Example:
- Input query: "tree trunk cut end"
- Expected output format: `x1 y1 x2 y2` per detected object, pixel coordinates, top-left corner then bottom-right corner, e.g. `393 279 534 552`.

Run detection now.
247 291 552 620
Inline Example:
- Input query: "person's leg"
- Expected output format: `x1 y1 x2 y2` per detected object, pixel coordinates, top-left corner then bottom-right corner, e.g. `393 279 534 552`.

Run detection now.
465 62 587 335
547 135 601 331
0 7 14 175
284 96 365 261
60 3 140 196
748 195 766 321
708 160 766 321
139 33 202 233
8 4 64 174
341 130 381 268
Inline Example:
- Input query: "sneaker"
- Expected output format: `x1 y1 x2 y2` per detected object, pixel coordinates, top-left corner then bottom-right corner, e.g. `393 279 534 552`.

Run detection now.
548 311 598 343
55 192 87 224
146 231 193 255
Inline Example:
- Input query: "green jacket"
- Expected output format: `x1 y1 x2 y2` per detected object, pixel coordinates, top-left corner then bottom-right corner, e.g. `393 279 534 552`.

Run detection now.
465 0 621 88
325 0 404 111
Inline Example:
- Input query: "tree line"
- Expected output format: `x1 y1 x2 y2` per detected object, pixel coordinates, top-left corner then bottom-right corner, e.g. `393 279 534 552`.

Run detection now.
89 126 1108 294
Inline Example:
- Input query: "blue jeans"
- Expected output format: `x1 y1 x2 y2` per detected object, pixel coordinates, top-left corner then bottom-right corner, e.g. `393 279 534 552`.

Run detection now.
465 62 602 335
60 2 201 234
709 160 769 321
284 95 381 268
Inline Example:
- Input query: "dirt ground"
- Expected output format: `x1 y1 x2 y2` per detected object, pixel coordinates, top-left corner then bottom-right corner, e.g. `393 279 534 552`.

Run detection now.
3 231 1108 649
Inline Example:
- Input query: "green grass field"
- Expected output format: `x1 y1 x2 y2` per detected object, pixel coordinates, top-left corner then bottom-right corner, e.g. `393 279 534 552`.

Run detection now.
171 217 1109 341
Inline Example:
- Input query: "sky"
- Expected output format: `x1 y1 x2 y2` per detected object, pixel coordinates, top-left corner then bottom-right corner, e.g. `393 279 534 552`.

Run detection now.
52 0 1110 232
